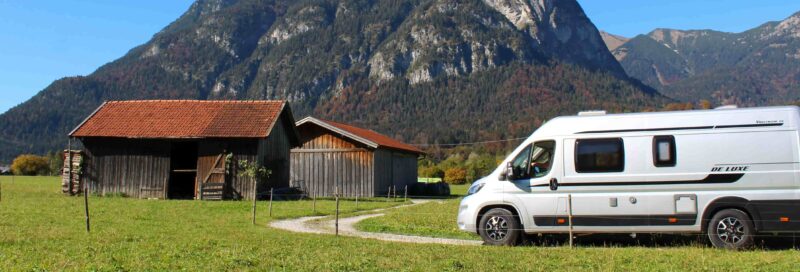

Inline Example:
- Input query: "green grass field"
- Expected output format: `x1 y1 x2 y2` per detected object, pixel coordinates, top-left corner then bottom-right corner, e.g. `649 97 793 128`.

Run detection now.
358 184 478 240
1 177 800 271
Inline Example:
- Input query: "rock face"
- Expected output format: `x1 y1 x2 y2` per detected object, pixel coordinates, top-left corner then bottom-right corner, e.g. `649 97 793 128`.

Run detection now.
599 31 628 51
611 11 800 105
0 0 661 161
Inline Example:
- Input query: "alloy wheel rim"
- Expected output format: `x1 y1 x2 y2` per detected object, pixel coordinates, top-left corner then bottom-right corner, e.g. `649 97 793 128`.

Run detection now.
485 216 509 241
716 217 746 244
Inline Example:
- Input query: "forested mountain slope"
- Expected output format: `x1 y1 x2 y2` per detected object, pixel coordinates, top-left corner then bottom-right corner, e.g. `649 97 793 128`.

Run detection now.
0 0 664 162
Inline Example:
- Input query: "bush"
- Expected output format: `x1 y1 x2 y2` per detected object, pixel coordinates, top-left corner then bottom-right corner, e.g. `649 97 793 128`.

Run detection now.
11 154 51 176
419 165 444 179
443 167 467 185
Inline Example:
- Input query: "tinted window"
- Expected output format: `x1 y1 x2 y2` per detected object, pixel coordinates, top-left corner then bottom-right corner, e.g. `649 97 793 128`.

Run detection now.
575 138 624 173
653 136 676 167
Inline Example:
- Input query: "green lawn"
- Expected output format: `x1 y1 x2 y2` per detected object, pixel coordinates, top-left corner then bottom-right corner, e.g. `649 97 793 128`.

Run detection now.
1 177 800 271
357 197 479 241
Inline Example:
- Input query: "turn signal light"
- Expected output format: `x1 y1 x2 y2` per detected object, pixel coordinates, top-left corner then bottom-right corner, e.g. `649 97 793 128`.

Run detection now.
780 217 790 222
668 217 678 223
557 218 566 224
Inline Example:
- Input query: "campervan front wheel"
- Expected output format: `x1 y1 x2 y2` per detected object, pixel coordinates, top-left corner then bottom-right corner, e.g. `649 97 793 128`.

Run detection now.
478 208 521 246
707 209 755 250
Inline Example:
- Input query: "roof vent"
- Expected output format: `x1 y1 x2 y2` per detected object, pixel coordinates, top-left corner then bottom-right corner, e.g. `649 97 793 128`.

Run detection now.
715 105 738 110
578 110 607 116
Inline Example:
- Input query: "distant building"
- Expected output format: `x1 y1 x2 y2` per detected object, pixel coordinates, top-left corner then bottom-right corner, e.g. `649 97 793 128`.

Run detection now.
290 117 423 197
69 100 300 200
0 165 10 175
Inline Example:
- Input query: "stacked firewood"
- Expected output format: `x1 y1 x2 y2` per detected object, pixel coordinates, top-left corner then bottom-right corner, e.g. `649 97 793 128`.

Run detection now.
61 150 83 195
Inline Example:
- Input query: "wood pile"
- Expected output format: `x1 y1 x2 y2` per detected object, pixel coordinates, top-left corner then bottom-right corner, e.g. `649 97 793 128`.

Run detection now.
61 150 83 195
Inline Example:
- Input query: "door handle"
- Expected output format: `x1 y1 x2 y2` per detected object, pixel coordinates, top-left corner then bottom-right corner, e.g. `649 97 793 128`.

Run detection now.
549 178 558 191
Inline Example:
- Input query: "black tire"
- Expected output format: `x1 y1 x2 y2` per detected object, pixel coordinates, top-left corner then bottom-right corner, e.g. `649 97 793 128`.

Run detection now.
707 209 755 250
478 208 521 246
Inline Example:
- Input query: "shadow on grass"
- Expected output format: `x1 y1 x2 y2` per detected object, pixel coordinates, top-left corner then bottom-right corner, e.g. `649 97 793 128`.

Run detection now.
522 233 800 250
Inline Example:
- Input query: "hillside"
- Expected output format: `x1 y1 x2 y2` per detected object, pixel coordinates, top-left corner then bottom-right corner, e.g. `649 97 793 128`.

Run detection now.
611 11 800 105
0 0 664 162
600 31 628 51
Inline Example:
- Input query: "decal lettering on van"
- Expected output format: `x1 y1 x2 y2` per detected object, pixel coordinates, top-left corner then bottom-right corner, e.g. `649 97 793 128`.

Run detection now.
711 166 749 172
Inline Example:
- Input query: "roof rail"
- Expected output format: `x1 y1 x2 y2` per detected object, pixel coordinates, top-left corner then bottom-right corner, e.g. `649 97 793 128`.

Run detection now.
578 110 607 116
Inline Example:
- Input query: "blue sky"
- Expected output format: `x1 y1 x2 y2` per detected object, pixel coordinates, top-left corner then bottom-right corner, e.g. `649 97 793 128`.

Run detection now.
1 0 799 114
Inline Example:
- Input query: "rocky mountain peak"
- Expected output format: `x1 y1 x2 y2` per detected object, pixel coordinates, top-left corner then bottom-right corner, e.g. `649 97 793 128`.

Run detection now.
600 31 628 51
771 11 800 38
481 0 626 75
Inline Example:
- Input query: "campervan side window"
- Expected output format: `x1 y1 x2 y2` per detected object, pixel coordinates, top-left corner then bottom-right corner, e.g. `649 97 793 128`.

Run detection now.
653 136 676 167
575 138 625 173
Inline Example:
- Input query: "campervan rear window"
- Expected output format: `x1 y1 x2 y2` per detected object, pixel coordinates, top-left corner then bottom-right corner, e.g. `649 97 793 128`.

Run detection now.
575 138 625 173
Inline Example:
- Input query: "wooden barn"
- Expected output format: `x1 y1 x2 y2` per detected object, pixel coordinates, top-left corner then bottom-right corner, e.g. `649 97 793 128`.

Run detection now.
68 100 299 200
290 117 423 197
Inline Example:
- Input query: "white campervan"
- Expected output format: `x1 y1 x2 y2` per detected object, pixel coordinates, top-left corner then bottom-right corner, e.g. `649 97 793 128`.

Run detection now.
457 106 800 249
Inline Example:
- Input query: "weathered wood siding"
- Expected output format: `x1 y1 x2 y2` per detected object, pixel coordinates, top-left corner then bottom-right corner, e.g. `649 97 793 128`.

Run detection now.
298 125 358 149
258 116 294 195
81 139 171 199
290 149 374 197
374 149 418 196
291 126 376 197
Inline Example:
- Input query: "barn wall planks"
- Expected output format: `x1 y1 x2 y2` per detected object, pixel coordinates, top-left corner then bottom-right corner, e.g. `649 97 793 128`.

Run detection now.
299 126 360 149
81 138 170 199
260 116 293 192
79 136 292 200
373 150 419 196
290 125 418 198
290 150 373 197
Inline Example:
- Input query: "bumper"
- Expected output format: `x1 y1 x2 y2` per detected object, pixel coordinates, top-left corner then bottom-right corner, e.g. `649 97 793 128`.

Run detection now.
457 197 478 233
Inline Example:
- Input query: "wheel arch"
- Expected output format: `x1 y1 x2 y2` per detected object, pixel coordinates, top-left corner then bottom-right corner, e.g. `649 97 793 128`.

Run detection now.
475 203 524 234
702 196 763 232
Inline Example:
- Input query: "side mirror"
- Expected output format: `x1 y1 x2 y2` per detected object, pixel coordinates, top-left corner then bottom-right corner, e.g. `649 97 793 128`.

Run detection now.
500 162 514 181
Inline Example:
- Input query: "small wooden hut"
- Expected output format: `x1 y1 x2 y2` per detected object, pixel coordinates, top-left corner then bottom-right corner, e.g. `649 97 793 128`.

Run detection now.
68 100 299 200
290 117 423 197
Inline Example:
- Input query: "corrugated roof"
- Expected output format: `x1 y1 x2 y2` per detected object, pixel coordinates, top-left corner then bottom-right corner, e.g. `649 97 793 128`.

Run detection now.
70 100 289 139
297 117 424 154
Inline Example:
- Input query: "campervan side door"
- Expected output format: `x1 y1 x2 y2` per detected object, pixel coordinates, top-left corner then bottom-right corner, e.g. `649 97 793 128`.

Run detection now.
507 139 569 230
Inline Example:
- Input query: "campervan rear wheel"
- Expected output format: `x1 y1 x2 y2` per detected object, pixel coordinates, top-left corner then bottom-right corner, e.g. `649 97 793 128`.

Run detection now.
478 208 521 246
707 209 755 250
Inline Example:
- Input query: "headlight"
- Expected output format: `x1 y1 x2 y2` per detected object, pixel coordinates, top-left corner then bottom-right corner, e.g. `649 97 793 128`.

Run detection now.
467 183 486 196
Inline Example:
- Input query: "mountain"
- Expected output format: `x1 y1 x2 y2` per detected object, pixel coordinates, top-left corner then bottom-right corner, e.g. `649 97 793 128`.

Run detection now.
600 31 628 51
612 11 800 105
0 0 664 162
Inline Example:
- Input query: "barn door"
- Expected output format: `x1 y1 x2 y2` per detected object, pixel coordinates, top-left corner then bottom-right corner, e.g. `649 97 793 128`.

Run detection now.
197 142 228 200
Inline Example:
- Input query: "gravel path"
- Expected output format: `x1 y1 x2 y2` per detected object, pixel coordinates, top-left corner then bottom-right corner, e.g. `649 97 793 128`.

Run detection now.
268 200 482 246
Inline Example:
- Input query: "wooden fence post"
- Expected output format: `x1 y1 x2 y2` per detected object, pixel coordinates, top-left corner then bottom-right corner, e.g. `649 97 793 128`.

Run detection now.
355 188 359 210
84 176 90 233
335 186 340 236
312 191 317 214
387 186 391 200
568 194 574 248
404 185 408 201
268 188 274 218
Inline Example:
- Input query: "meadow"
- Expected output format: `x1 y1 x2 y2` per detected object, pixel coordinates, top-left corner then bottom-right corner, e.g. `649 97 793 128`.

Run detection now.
1 177 799 271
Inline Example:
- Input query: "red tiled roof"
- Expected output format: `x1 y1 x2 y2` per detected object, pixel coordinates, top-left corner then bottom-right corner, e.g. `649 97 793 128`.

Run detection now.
71 100 288 139
299 117 424 154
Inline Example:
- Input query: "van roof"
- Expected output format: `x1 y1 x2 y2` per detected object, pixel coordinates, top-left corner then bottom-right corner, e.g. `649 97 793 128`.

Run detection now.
530 106 800 138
